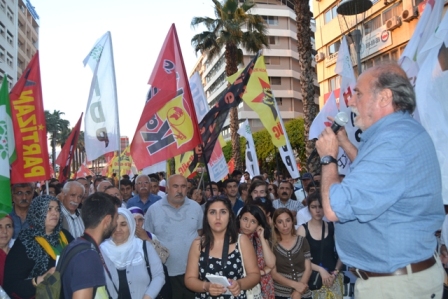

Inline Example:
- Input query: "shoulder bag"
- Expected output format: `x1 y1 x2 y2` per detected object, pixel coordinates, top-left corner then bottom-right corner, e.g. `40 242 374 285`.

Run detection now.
238 234 262 299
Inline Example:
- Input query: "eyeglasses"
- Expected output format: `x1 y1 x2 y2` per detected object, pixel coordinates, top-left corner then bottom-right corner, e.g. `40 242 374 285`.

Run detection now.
14 191 33 196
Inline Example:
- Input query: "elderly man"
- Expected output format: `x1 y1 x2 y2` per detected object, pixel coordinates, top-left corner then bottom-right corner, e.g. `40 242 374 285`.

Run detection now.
9 183 34 239
145 174 203 299
127 174 161 213
96 180 112 193
61 181 85 238
316 63 445 298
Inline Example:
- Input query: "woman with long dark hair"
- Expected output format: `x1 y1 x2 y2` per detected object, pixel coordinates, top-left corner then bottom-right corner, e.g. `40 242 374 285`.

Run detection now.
185 196 260 298
237 205 275 299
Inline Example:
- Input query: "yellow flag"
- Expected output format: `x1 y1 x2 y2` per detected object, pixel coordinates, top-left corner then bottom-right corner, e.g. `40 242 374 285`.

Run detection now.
229 56 286 147
157 94 195 148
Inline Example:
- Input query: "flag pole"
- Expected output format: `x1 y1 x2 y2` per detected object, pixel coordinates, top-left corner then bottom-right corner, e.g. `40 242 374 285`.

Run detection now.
108 32 121 188
201 145 215 198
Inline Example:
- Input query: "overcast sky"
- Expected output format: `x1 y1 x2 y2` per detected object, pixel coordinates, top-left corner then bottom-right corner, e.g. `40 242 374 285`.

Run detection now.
32 0 215 140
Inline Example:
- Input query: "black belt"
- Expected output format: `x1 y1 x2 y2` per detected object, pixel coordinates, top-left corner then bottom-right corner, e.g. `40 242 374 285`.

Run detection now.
349 256 436 280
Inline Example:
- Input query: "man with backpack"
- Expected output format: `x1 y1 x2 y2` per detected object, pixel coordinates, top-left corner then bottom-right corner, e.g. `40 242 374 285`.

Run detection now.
60 193 119 299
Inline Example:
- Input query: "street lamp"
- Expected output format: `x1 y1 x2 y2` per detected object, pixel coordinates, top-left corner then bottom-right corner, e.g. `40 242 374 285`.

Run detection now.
337 0 373 75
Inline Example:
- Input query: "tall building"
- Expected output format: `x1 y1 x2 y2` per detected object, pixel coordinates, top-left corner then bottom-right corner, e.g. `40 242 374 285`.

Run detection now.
313 0 448 105
190 0 319 138
0 0 39 87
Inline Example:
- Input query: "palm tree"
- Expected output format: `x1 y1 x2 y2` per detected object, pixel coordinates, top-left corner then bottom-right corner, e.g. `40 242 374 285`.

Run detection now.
191 0 268 171
294 0 319 173
45 110 70 170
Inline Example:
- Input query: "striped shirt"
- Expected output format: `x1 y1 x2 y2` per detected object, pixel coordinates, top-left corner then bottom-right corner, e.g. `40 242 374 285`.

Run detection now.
273 198 303 212
61 205 85 238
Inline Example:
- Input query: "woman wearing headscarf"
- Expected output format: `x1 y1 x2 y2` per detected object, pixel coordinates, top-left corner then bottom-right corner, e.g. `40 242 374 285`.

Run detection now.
101 207 165 299
0 215 14 286
4 195 74 298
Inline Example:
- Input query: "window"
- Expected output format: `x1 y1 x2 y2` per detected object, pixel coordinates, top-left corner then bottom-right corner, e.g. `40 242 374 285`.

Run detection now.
6 31 13 45
328 76 340 92
270 77 281 85
324 5 338 24
269 57 280 65
0 46 5 61
363 15 382 33
262 16 278 25
269 36 277 45
328 40 341 56
7 7 13 22
0 22 5 37
276 98 282 105
382 2 403 24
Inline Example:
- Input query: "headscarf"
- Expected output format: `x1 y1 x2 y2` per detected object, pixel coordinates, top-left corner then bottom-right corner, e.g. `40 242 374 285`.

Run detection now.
128 206 152 239
18 195 63 278
100 207 145 269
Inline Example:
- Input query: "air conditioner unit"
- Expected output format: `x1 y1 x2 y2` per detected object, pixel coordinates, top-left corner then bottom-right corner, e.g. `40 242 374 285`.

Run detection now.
401 6 418 22
315 52 325 62
386 16 402 31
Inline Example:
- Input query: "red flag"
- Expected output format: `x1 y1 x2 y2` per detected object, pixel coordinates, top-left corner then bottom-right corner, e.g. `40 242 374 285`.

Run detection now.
55 113 83 182
130 24 201 170
9 52 51 183
75 164 95 179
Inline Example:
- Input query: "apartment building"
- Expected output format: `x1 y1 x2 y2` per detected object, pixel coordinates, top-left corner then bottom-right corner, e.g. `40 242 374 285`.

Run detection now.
0 0 39 87
190 0 319 138
313 0 448 106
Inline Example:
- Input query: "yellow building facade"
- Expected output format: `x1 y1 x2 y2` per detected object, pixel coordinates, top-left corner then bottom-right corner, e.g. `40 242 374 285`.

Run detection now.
313 0 448 106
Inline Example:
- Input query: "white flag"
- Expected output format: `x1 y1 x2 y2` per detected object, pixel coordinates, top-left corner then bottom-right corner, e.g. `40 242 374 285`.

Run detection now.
237 120 260 178
309 93 351 175
142 161 167 175
415 12 448 204
83 31 120 161
190 72 228 182
399 0 444 87
335 36 362 148
274 100 300 179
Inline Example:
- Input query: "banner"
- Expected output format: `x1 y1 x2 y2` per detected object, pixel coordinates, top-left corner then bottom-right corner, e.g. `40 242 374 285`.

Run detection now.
108 146 133 177
131 24 201 170
56 113 83 182
199 52 260 165
237 119 260 178
9 52 51 183
84 31 120 161
233 56 299 178
309 92 350 175
142 161 166 175
175 72 228 181
0 77 14 216
414 12 448 204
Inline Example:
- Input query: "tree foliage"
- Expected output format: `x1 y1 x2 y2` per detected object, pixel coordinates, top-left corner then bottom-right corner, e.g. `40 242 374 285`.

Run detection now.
222 118 306 175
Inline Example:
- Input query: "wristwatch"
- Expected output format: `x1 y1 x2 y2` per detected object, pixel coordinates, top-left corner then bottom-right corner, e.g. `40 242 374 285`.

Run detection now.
320 155 338 165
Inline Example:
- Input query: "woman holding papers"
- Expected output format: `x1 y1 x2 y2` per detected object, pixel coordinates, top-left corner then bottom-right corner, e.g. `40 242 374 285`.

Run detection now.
4 195 74 298
185 196 260 298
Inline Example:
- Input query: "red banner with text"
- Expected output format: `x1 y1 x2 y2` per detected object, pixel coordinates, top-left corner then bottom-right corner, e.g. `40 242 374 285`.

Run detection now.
9 52 51 183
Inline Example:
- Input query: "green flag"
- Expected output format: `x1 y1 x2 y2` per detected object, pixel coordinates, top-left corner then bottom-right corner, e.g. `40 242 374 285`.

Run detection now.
0 76 15 217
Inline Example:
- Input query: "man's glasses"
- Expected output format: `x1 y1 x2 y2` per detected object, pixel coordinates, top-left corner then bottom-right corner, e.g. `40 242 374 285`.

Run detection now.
14 191 33 196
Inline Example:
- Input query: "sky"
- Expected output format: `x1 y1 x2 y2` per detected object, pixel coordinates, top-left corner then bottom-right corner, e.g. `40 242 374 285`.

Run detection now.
31 0 216 141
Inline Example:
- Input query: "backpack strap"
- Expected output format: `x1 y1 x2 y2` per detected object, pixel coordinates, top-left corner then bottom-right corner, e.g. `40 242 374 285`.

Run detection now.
57 242 92 273
143 241 152 281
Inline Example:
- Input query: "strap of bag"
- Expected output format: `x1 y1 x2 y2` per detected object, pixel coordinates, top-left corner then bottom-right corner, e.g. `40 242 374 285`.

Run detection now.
143 241 152 281
319 222 325 266
81 233 119 295
204 232 230 271
238 234 246 277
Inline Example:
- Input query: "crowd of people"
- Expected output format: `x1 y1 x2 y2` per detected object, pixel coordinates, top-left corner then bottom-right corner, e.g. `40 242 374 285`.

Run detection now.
0 63 446 299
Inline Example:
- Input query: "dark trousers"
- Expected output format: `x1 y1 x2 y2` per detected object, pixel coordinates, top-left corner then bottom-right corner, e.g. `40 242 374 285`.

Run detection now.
169 274 195 299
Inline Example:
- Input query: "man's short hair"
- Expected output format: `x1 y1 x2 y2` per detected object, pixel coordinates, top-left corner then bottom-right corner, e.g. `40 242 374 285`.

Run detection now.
149 177 159 184
12 183 34 191
231 170 243 178
62 181 85 195
94 177 104 185
148 173 159 182
252 175 264 182
120 179 132 187
82 193 118 229
122 174 130 180
370 63 416 114
223 179 239 188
